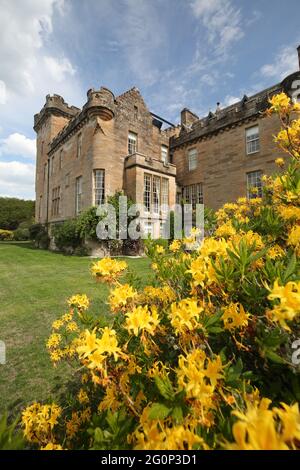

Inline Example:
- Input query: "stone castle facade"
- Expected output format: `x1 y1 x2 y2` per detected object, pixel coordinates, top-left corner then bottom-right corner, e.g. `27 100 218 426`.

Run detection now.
34 47 300 237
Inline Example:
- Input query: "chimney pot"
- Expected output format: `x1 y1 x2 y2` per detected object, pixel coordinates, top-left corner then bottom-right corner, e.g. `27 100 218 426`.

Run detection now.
297 45 300 70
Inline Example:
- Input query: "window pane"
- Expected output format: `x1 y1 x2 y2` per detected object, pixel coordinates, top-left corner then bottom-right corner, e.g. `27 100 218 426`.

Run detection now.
76 176 83 215
246 126 260 154
161 146 168 164
94 170 105 206
144 174 151 212
188 148 197 171
161 178 169 210
153 176 160 214
128 132 137 154
247 171 262 199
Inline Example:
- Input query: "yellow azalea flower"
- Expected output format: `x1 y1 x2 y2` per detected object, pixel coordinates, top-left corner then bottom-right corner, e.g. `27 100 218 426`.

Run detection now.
287 225 300 251
98 382 120 412
277 205 300 221
77 388 89 405
133 420 208 450
224 397 300 450
215 221 236 238
275 157 285 167
52 319 63 330
268 280 300 330
267 244 285 259
40 443 63 450
269 92 291 112
109 283 137 313
151 262 158 271
91 258 127 283
205 356 224 388
67 294 90 311
47 333 62 349
155 245 165 254
222 303 250 331
273 402 300 443
66 321 79 332
61 312 73 322
169 239 181 252
142 286 176 305
22 403 62 444
77 327 122 366
125 305 160 336
169 298 203 335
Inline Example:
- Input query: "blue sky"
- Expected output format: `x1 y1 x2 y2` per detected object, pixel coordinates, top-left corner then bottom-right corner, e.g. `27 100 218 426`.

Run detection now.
0 0 299 199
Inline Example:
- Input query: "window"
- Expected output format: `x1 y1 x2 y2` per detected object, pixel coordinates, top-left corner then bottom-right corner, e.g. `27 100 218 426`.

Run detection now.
144 174 151 213
134 106 138 120
161 178 169 209
77 133 82 159
246 125 260 154
128 132 137 155
161 145 168 164
247 170 263 199
183 183 203 209
94 169 105 206
51 186 60 217
143 174 169 214
144 221 153 238
152 176 160 215
188 148 197 171
75 176 83 215
59 149 63 170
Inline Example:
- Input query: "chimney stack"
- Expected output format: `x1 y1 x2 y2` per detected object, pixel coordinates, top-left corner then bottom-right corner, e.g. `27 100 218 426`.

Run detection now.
297 45 300 70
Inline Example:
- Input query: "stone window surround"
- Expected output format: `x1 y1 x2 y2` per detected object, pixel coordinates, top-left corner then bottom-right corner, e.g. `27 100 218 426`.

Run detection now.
143 172 170 215
188 147 198 171
246 170 263 199
246 124 260 155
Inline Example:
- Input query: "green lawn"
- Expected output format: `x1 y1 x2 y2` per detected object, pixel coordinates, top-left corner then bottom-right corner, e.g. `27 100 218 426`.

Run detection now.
0 242 152 415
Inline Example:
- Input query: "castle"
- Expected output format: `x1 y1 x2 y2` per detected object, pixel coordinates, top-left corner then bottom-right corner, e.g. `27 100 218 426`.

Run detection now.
34 46 300 238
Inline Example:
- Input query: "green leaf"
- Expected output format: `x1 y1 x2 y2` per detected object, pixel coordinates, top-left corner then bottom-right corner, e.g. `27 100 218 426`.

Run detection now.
264 350 286 364
148 403 171 420
154 375 175 401
171 406 183 423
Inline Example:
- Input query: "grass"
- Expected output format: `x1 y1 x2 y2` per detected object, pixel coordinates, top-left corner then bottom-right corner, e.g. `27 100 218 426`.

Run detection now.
0 242 152 415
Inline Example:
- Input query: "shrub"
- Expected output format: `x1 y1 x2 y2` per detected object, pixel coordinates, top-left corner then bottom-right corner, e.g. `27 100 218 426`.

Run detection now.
52 220 82 252
29 224 49 249
21 94 300 450
13 228 30 241
0 229 14 241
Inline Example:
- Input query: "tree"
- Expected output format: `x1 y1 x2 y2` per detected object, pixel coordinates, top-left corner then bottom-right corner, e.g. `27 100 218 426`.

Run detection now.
0 198 35 230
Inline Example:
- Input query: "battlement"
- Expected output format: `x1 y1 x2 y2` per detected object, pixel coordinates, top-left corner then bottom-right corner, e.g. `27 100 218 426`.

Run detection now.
34 94 80 132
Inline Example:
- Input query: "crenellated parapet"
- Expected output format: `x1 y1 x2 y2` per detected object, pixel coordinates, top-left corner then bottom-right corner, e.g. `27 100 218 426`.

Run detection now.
83 87 115 120
34 94 80 132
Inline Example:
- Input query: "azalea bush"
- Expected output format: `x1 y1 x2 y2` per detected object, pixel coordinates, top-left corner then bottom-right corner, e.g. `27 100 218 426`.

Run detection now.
21 94 300 450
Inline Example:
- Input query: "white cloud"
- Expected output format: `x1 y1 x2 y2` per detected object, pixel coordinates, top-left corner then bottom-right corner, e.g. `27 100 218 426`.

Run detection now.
0 0 84 148
223 95 240 107
0 160 35 199
44 56 76 82
260 44 299 80
190 0 244 54
0 80 7 104
0 133 36 159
